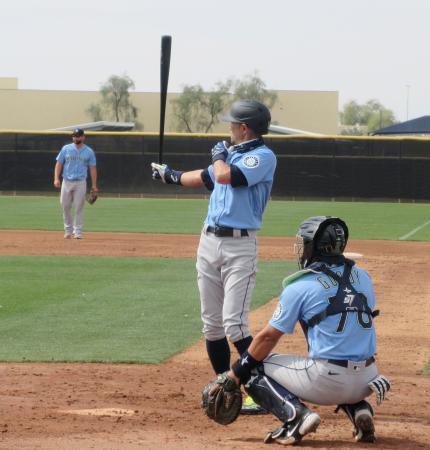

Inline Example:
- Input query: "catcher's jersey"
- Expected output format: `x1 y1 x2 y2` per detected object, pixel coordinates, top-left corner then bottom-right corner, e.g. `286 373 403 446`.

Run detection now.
205 140 276 229
269 263 376 362
56 144 96 181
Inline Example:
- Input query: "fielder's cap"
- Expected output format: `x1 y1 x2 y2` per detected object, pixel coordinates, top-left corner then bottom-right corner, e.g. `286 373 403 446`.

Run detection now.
222 99 271 134
72 128 85 137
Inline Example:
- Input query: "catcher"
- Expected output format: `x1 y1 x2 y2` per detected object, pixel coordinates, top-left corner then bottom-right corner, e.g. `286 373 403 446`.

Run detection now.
202 216 391 445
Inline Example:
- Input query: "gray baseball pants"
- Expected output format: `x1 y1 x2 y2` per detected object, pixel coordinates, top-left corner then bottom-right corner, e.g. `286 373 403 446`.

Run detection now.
263 353 378 405
60 180 87 236
196 226 258 343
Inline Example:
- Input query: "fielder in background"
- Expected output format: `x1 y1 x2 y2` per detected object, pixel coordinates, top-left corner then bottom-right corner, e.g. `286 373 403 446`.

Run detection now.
54 128 98 239
151 100 277 413
210 216 390 445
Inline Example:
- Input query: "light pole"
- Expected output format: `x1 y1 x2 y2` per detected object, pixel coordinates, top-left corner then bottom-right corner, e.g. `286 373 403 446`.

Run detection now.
405 84 411 121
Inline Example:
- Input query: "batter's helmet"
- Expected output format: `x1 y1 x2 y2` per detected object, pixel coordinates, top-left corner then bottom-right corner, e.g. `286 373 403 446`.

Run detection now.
295 216 349 269
222 100 271 135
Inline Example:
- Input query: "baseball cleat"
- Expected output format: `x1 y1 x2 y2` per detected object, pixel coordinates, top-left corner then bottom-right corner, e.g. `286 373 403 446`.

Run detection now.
64 233 72 239
241 395 268 415
336 400 376 443
264 405 320 445
354 404 376 443
73 234 83 239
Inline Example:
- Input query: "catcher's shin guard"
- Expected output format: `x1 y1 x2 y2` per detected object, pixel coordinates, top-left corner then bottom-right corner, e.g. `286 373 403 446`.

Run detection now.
336 400 376 443
243 370 299 423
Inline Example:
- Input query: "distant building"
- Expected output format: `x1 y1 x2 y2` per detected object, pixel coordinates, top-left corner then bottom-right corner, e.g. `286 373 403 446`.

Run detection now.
372 116 430 136
0 77 339 134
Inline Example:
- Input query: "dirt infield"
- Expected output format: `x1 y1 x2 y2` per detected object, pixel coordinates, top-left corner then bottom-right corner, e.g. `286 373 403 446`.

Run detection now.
0 230 429 449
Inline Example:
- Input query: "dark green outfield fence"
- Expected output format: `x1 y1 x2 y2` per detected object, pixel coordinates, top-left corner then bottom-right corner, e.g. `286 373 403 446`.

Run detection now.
1 131 429 200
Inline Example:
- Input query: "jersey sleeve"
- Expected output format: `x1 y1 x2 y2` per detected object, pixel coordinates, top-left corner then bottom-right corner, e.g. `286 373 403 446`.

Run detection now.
88 149 96 166
233 149 276 187
269 285 303 334
207 164 215 182
56 147 66 163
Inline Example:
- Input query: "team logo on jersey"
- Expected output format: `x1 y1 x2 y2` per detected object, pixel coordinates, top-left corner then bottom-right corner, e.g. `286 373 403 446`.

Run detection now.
272 302 283 320
243 155 259 168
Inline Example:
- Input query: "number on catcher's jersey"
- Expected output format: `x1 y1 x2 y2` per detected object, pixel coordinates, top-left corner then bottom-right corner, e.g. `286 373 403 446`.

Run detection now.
328 295 373 333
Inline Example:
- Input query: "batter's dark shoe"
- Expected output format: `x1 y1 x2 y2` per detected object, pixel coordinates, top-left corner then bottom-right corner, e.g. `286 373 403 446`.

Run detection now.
264 403 320 445
336 400 376 443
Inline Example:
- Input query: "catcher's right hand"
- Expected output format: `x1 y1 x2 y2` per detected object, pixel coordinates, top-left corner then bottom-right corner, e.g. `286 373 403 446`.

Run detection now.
368 374 391 405
201 372 242 425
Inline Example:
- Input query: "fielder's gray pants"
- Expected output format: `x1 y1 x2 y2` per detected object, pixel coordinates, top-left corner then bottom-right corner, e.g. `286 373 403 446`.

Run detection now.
196 227 258 343
263 353 378 405
60 180 87 236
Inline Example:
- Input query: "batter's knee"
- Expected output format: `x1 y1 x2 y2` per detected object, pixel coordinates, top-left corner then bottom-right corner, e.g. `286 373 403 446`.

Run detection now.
224 323 250 343
203 325 226 342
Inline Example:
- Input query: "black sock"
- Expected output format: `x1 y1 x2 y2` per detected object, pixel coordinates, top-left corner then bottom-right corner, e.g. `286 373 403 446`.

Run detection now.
233 335 253 356
206 337 231 374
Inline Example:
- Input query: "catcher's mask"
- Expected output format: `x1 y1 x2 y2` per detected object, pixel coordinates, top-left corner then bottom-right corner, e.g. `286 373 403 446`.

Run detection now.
294 216 349 269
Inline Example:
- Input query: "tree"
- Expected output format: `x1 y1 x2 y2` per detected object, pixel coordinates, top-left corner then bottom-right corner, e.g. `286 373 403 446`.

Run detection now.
87 74 142 129
340 99 397 135
171 81 231 133
171 73 277 133
230 72 277 108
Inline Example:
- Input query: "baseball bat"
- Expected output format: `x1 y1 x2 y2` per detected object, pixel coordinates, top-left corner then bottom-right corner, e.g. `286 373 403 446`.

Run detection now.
159 35 172 164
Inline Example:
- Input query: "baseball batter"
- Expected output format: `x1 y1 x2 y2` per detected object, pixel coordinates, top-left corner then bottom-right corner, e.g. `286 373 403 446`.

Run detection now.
54 128 98 239
151 100 277 410
224 216 391 444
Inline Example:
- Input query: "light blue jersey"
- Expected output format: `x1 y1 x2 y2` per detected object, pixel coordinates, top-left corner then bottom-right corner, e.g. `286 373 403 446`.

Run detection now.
205 140 276 229
56 144 96 181
269 263 376 361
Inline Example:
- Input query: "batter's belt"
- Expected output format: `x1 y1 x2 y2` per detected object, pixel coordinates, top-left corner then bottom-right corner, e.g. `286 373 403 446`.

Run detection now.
206 226 249 237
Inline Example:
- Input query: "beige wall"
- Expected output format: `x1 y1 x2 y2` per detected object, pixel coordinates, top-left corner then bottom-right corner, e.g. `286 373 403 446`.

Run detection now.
0 82 338 134
0 77 18 89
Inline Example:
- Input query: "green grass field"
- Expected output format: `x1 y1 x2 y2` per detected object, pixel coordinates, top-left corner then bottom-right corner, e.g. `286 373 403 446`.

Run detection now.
1 195 429 366
0 256 296 363
0 195 429 240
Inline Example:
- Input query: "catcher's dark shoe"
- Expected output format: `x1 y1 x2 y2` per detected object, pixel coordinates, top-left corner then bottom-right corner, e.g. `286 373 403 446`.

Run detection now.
264 403 320 445
241 394 269 415
336 400 376 443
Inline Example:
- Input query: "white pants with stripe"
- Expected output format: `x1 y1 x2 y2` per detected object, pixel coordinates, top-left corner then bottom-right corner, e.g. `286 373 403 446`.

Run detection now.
60 180 87 236
196 227 258 343
263 353 378 405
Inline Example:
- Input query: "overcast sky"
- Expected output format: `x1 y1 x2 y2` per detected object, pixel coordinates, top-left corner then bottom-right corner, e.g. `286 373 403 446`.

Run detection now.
2 0 428 122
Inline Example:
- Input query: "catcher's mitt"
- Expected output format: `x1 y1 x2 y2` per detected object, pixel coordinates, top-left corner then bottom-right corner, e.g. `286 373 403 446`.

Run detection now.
202 373 242 425
86 190 98 205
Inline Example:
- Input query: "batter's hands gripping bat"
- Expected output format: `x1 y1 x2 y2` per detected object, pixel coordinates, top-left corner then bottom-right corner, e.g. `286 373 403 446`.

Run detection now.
159 35 172 164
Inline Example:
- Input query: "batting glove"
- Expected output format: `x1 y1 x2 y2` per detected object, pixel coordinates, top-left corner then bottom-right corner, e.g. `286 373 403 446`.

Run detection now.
151 162 183 185
368 374 391 405
211 141 230 163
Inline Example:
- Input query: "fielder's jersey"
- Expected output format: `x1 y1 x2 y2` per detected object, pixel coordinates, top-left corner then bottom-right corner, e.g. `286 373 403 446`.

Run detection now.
269 263 376 361
56 144 96 181
205 139 276 229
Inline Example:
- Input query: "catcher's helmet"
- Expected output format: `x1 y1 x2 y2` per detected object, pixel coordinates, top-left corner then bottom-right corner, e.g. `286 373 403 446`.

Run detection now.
295 216 349 269
222 99 271 135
